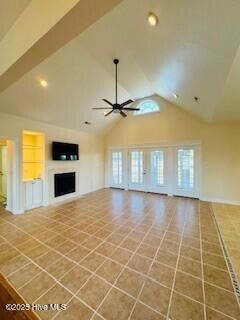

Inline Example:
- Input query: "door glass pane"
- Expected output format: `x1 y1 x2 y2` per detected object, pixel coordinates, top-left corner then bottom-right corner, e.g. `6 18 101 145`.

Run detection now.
178 149 194 190
151 151 164 186
131 151 143 184
112 151 122 185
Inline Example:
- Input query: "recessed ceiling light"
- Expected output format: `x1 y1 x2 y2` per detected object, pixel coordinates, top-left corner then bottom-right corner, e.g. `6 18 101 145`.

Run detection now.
40 79 48 87
173 93 179 99
148 12 158 26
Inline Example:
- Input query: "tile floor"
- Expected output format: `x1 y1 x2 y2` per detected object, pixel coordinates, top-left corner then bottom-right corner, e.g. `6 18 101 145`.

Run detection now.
0 189 239 320
212 203 240 285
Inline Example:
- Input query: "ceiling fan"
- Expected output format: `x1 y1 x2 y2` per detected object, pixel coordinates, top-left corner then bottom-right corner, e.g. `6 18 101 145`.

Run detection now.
92 59 139 117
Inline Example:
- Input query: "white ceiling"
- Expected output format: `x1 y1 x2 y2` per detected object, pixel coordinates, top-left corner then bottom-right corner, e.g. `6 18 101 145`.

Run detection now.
0 0 30 40
0 0 240 134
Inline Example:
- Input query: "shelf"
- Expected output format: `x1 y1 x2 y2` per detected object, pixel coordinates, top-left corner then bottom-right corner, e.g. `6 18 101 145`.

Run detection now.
23 178 42 182
23 131 44 182
23 161 43 164
23 145 42 149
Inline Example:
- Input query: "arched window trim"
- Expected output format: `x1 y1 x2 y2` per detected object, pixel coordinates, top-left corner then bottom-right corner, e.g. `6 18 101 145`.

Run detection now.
133 99 159 116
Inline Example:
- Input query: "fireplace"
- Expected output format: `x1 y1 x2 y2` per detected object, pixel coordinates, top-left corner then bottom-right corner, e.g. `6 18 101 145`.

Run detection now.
54 172 76 197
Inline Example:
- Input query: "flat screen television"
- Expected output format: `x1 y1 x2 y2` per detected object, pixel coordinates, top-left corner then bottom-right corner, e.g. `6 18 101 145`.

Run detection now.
52 141 79 160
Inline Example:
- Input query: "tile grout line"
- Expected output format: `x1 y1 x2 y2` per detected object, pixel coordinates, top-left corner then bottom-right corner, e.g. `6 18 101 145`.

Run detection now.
1 192 239 320
88 202 163 319
36 204 240 320
52 197 158 319
210 203 240 305
1 211 143 319
166 199 189 319
89 196 173 320
2 205 132 271
51 218 154 320
1 203 231 259
0 199 139 319
2 229 237 320
199 201 207 320
36 206 235 320
1 230 231 282
127 196 177 320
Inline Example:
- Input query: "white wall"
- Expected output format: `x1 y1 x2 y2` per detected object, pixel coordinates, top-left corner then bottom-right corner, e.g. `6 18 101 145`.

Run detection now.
0 111 105 213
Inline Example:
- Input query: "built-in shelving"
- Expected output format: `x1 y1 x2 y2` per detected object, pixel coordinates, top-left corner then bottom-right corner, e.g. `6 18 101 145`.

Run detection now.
23 131 44 181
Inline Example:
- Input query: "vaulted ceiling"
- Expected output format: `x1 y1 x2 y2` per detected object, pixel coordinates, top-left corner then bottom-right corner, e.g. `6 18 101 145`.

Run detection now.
0 0 240 134
0 0 30 40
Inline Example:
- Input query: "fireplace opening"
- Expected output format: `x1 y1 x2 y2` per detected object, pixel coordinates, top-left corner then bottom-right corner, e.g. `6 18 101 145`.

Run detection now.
54 172 76 197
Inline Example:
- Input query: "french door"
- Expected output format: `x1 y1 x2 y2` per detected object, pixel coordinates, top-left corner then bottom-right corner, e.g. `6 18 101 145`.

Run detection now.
173 146 199 198
148 149 168 194
109 145 200 198
128 149 168 194
110 150 124 188
128 150 145 191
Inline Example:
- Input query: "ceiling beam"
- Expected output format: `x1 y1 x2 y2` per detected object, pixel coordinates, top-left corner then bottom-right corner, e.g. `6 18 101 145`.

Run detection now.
0 0 123 93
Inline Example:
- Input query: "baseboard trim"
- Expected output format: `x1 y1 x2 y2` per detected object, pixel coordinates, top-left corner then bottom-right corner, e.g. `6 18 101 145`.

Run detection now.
80 186 105 197
200 197 240 206
50 186 105 207
51 193 83 207
12 208 24 215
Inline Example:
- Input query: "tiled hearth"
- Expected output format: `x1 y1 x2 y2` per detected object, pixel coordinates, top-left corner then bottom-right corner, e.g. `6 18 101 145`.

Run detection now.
0 189 239 320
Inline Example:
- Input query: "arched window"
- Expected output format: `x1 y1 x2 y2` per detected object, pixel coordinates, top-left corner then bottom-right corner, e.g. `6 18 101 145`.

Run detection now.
134 100 159 115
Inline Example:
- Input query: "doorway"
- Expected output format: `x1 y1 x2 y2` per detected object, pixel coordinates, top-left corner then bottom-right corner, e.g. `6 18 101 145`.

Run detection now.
109 144 200 198
0 141 7 207
0 138 18 214
128 148 169 194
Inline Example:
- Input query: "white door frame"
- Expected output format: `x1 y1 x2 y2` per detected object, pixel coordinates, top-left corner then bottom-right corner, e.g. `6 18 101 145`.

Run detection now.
107 141 202 198
0 136 19 214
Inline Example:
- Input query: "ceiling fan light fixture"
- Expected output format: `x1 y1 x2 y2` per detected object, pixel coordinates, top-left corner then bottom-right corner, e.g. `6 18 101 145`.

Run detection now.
92 59 138 118
148 12 158 26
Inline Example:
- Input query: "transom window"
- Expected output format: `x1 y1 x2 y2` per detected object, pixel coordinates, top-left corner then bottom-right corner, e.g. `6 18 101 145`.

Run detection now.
134 100 159 116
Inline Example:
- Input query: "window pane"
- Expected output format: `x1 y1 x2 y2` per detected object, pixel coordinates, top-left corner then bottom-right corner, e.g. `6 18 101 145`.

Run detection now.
131 151 143 183
134 100 159 116
151 151 164 186
112 151 122 185
178 149 194 191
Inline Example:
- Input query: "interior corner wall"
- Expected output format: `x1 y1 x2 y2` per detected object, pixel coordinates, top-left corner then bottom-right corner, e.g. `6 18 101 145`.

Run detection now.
0 111 105 214
104 96 240 204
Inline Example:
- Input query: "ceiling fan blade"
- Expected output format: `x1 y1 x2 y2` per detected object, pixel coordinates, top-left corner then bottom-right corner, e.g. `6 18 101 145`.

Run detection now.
92 107 113 110
119 99 134 108
104 110 114 117
103 99 114 107
120 110 127 118
121 108 140 111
